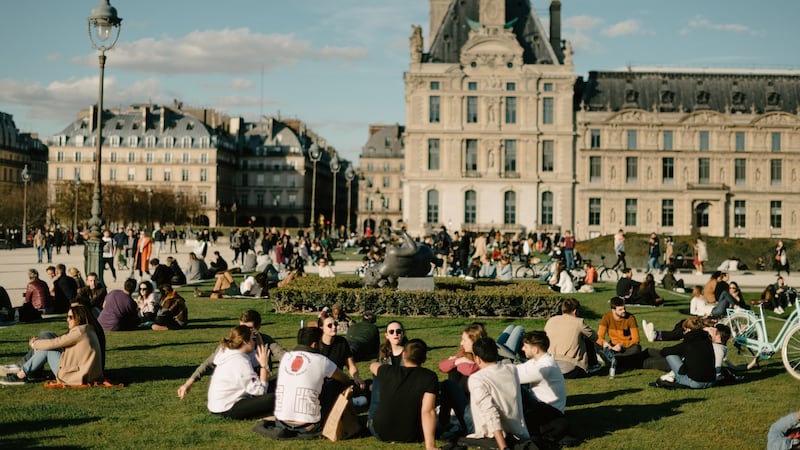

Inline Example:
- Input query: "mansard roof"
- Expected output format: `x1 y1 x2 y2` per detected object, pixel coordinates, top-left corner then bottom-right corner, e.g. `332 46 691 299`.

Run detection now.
427 0 559 65
579 69 800 115
58 104 215 140
361 124 404 158
243 117 304 155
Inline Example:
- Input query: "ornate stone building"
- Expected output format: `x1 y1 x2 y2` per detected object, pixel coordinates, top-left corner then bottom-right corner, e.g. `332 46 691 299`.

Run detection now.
357 124 405 235
0 112 48 185
403 0 576 237
575 69 800 239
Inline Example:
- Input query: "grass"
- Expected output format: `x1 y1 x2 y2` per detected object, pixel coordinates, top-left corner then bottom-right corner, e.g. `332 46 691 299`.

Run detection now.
0 276 796 449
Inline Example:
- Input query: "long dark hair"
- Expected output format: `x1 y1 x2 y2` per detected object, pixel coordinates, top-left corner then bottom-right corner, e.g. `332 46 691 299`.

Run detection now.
379 320 408 361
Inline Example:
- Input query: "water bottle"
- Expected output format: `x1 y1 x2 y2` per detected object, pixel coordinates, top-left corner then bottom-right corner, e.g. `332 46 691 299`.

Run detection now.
300 319 304 328
608 358 617 379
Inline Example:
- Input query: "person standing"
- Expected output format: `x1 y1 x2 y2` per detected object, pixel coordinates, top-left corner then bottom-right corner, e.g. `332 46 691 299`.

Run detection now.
694 236 708 275
775 240 790 276
134 230 153 278
646 233 660 274
168 226 179 254
612 229 626 270
33 228 46 264
101 230 117 282
663 236 675 270
559 230 577 272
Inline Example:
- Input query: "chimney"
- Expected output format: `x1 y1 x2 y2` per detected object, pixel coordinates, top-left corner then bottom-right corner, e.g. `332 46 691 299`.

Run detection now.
429 0 451 44
142 105 150 131
89 104 96 132
549 0 563 63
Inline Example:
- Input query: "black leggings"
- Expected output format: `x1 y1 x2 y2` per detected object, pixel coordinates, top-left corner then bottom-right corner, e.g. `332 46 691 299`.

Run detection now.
220 393 275 420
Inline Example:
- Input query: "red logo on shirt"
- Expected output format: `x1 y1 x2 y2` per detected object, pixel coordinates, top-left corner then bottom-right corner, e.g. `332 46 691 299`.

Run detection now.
290 355 305 372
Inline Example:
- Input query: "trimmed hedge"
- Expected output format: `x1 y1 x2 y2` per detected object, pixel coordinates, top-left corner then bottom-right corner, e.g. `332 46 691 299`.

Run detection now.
271 275 562 318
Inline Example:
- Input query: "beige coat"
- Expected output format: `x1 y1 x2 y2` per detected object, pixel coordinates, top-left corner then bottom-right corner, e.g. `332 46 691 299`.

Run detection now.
544 313 598 372
32 324 103 385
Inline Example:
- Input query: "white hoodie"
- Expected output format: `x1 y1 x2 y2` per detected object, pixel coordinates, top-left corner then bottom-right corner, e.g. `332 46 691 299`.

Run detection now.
207 347 266 413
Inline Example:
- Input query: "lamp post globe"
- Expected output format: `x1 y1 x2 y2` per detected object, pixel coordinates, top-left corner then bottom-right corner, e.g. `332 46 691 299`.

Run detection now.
86 0 122 285
21 165 31 246
308 143 322 232
329 154 340 234
344 166 355 236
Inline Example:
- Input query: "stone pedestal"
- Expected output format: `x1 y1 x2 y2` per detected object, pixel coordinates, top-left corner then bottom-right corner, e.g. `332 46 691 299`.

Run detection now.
397 277 435 292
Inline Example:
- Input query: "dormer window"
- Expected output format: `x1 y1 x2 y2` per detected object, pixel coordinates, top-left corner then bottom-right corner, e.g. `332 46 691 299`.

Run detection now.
767 92 781 106
115 121 123 130
696 91 710 105
186 122 194 131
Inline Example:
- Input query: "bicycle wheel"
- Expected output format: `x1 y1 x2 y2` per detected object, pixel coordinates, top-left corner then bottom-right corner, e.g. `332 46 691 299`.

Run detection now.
515 265 535 279
781 323 800 380
720 311 763 368
599 268 618 281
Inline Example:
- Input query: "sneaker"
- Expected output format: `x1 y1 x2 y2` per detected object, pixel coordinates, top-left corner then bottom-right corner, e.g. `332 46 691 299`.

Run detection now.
775 306 785 315
588 363 604 374
0 373 26 386
660 371 675 383
642 320 656 343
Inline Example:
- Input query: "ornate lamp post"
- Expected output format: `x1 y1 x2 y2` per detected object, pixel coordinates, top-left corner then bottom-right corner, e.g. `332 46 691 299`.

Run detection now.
308 143 322 233
21 165 31 246
329 154 340 234
147 188 153 230
87 0 122 285
344 166 355 236
73 176 81 234
174 192 180 225
231 202 238 227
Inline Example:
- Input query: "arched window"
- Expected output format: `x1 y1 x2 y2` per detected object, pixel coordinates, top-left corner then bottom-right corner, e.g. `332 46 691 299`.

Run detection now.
695 202 710 228
541 191 553 225
426 190 439 223
464 190 477 224
504 191 516 225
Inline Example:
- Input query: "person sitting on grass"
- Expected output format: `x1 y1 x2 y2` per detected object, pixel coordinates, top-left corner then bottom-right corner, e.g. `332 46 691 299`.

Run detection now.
135 281 160 326
438 322 486 437
194 271 239 299
459 337 530 450
615 268 640 301
151 285 188 331
661 266 685 292
97 279 139 331
767 408 800 450
544 298 601 378
167 256 187 286
630 273 664 306
689 285 715 317
710 281 749 318
316 257 336 278
495 255 513 281
548 260 575 294
178 310 286 399
273 326 352 438
149 258 172 288
345 311 380 362
368 338 438 449
652 323 716 389
206 325 274 420
596 297 643 371
1 305 103 386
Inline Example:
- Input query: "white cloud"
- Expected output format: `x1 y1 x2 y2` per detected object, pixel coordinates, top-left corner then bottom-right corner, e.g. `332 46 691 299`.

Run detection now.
74 28 368 75
679 15 753 36
229 78 253 90
602 19 642 37
564 15 604 32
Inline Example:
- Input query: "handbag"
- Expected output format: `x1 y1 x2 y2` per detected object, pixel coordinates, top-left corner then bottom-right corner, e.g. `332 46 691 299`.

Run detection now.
321 385 361 442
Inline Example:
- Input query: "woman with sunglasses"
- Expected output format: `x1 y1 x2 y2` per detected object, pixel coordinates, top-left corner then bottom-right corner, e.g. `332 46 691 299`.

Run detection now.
368 321 409 419
207 325 273 419
1 305 103 386
135 282 160 325
317 315 365 390
711 281 749 318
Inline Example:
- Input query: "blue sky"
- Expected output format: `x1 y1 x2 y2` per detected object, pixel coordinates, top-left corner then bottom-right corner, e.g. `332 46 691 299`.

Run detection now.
1 0 798 163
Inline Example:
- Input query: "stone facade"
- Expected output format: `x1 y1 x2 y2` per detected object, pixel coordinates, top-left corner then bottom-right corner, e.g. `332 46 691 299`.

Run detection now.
357 124 405 236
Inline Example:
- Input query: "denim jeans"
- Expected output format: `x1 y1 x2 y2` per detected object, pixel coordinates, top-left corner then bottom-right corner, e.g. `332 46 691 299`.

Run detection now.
665 354 713 389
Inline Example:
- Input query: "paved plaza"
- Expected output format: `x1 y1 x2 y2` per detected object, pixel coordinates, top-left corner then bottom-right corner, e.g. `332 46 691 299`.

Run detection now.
0 242 790 308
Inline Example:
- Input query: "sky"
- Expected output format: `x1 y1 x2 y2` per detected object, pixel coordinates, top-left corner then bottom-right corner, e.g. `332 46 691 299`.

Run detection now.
1 0 799 164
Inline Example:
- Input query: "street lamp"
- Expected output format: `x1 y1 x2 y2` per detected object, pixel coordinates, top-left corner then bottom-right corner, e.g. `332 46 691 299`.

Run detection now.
87 0 122 285
174 192 180 225
329 154 340 234
308 143 322 233
344 166 355 236
73 177 81 234
21 165 31 246
147 188 153 230
231 201 238 227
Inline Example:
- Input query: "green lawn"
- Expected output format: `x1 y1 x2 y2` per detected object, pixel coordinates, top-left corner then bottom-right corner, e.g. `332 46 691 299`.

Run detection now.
0 277 795 449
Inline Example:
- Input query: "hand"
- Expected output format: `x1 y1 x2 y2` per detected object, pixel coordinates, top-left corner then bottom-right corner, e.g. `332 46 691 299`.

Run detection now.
177 381 193 399
29 336 37 348
255 344 268 368
353 373 366 390
612 343 623 352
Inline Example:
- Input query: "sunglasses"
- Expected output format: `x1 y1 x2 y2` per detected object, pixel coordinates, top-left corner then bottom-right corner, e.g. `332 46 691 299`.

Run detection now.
67 315 74 319
325 323 336 329
387 329 404 335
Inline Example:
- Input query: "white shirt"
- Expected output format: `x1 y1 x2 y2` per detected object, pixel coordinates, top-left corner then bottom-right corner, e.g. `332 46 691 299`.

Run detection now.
207 347 266 413
275 349 337 424
557 271 576 293
690 296 714 316
317 265 335 278
515 353 567 413
467 362 530 441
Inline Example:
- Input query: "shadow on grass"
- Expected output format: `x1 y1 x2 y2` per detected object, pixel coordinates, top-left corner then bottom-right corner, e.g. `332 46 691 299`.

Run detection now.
567 388 642 407
2 417 101 443
570 398 704 441
0 440 84 450
106 364 197 383
113 341 212 352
